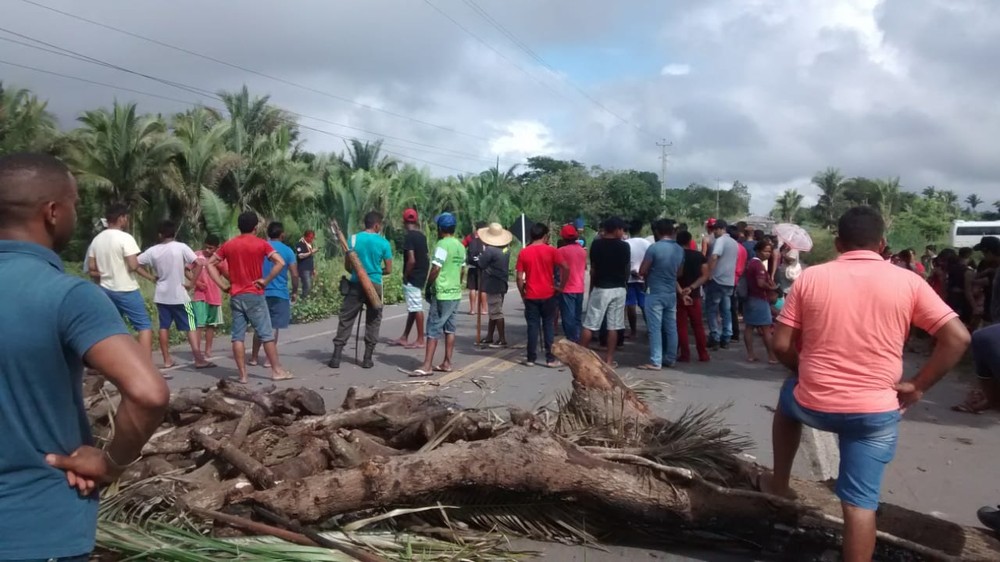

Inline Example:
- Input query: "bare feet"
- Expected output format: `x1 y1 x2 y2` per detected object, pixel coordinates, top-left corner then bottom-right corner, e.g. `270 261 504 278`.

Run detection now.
756 472 798 500
247 358 259 367
433 363 453 373
404 341 424 349
746 356 759 363
389 338 409 347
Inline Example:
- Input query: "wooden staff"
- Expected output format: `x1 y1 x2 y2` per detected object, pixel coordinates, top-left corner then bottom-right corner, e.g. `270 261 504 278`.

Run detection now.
329 219 383 309
476 291 483 345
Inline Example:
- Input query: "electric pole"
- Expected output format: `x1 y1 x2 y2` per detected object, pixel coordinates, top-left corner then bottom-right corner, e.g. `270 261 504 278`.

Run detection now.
656 139 672 197
715 177 721 218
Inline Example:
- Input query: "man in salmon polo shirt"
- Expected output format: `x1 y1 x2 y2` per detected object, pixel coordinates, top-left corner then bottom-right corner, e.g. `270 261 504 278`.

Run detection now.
764 206 970 562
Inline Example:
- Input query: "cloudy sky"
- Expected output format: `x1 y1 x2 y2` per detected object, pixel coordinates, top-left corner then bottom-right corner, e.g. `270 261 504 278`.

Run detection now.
3 0 998 214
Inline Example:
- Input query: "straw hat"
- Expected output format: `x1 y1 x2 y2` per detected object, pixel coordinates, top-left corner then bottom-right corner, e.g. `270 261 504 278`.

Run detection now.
478 222 513 247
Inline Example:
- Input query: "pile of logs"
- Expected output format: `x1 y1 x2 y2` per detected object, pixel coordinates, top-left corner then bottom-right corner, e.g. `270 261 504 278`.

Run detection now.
86 341 1000 561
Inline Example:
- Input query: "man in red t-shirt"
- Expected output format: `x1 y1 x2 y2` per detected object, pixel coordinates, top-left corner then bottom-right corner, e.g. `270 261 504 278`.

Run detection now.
516 223 568 367
557 224 587 342
210 212 293 383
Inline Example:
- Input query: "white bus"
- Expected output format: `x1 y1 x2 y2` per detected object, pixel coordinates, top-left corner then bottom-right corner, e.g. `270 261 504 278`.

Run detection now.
951 220 1000 249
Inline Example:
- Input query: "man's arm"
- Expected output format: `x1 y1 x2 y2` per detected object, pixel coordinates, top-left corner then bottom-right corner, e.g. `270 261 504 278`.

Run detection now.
290 261 299 301
87 255 100 281
404 250 416 281
896 318 970 408
706 253 720 275
638 257 653 279
556 259 570 292
257 251 285 288
426 264 442 287
45 288 169 495
516 268 527 298
206 262 230 291
186 261 203 290
382 258 393 277
771 322 800 371
126 254 157 282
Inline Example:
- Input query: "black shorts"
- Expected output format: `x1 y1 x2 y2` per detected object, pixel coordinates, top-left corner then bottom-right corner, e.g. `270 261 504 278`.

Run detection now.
467 269 480 290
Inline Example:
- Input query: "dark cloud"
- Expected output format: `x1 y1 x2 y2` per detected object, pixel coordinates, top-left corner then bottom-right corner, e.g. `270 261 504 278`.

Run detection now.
2 0 998 212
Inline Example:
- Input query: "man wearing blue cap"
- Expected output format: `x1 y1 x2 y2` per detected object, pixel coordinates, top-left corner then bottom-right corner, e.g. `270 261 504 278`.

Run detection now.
412 212 466 376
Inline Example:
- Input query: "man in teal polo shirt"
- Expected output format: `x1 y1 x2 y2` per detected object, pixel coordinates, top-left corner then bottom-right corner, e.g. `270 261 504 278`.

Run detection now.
329 211 392 369
0 153 169 561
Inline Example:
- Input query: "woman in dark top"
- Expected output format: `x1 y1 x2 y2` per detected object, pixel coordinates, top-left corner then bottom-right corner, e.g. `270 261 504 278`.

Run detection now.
744 240 778 364
675 230 710 362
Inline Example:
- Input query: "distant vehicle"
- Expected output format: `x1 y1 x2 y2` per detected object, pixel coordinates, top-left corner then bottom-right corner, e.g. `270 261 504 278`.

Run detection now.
951 220 1000 249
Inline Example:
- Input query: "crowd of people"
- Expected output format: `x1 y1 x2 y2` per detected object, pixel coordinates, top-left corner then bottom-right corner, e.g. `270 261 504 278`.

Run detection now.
2 150 1000 561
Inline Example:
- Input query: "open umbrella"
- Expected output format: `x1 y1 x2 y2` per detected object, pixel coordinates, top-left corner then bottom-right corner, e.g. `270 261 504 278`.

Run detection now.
773 223 813 252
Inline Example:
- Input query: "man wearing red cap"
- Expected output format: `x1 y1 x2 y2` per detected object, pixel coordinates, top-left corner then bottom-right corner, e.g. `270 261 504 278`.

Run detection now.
558 224 587 342
392 209 430 348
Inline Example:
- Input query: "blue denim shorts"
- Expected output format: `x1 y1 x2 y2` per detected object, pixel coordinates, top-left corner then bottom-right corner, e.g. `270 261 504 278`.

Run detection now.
626 282 646 307
266 296 291 329
230 293 274 343
426 298 460 340
778 377 900 510
102 288 152 331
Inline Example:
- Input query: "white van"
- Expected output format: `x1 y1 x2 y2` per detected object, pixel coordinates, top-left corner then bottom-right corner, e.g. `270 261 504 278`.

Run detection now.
951 220 1000 249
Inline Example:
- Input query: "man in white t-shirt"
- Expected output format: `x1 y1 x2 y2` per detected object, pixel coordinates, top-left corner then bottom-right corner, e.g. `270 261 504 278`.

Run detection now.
138 220 213 370
88 204 157 356
625 220 652 339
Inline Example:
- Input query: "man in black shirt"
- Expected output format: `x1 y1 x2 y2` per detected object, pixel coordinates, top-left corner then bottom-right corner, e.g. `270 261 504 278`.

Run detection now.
476 223 513 347
392 209 430 348
579 217 631 365
295 230 318 298
676 230 711 362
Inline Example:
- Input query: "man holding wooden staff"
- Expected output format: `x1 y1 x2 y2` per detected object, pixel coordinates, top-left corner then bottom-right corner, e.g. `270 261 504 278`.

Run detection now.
328 211 392 369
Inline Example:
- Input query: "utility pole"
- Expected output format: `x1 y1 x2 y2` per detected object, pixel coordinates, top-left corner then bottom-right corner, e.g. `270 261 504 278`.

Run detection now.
715 177 721 218
656 139 672 197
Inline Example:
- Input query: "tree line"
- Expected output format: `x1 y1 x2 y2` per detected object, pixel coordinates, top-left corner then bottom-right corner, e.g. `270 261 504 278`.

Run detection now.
2 81 755 260
772 168 998 247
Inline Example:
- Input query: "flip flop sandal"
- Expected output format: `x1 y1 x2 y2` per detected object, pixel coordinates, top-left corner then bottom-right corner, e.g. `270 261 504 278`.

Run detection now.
194 362 217 369
433 365 453 373
409 369 434 378
545 361 562 369
636 364 661 371
272 370 294 381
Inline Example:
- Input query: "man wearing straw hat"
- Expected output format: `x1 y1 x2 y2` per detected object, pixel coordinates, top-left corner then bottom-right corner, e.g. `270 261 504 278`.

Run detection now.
477 222 513 347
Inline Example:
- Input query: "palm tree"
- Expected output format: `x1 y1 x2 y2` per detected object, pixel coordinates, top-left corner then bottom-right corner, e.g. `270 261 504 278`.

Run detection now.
69 102 181 242
0 82 59 154
922 186 937 199
965 194 983 213
170 108 239 234
217 86 293 139
773 189 804 223
938 189 959 211
874 177 901 231
339 139 399 175
812 167 845 228
995 200 1000 213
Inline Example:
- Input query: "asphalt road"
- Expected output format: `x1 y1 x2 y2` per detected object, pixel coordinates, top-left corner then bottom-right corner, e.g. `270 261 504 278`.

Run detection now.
157 289 1000 560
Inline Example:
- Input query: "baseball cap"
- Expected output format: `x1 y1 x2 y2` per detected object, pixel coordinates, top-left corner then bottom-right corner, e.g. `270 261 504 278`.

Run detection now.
706 217 717 228
973 236 1000 253
560 224 578 240
435 212 457 229
403 208 419 223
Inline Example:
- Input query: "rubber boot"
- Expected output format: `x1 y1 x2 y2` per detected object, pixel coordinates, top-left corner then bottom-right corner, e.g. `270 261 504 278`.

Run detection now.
361 345 375 369
327 345 344 369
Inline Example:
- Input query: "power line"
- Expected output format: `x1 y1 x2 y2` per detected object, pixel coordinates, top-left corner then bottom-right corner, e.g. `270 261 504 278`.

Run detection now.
454 0 657 140
0 29 502 167
419 0 574 104
0 58 479 174
14 0 492 141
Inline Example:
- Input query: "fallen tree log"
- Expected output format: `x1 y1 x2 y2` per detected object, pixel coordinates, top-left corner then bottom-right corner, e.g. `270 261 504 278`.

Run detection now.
85 347 1000 562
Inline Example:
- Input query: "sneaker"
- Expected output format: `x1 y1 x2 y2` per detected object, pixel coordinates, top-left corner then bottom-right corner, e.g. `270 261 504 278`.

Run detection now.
730 336 740 343
489 341 508 349
720 342 730 350
708 340 719 351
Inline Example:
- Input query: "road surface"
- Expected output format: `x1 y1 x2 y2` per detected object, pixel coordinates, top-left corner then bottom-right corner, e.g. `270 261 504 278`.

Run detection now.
156 289 999 560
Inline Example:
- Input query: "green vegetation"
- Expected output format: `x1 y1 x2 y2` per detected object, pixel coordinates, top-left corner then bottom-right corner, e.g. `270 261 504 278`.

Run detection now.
772 169 998 256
